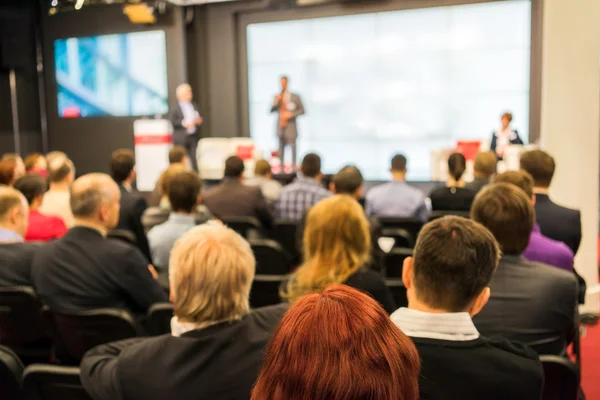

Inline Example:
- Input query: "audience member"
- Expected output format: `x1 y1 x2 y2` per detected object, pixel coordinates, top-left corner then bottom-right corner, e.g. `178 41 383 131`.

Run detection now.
471 183 578 355
365 154 427 221
274 153 331 220
40 155 75 227
110 149 151 261
148 171 203 270
80 224 287 400
465 151 496 193
13 174 67 242
245 159 282 204
391 216 543 399
252 284 420 400
148 146 191 207
494 170 574 272
45 151 67 167
520 149 581 254
31 173 166 313
282 195 395 313
24 152 48 178
0 187 39 287
203 156 273 230
429 152 476 211
0 158 25 186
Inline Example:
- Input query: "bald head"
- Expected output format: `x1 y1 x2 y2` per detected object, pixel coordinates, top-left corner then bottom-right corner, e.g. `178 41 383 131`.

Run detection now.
176 84 193 102
0 186 28 238
70 173 121 229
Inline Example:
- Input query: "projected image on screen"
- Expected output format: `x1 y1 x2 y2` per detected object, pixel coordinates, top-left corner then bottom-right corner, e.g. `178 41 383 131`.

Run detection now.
246 0 531 180
54 30 168 118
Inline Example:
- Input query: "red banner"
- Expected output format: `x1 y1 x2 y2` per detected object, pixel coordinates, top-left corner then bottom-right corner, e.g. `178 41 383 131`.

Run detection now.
134 134 172 145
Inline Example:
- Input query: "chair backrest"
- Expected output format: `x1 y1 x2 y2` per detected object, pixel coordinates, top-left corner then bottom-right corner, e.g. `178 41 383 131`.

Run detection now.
250 274 288 309
383 248 413 278
221 216 263 239
378 217 424 248
146 303 174 336
273 220 300 265
107 229 137 246
251 239 292 275
385 278 408 309
22 364 91 400
0 345 24 400
428 210 471 221
540 355 580 400
380 228 414 249
0 286 47 346
43 308 139 361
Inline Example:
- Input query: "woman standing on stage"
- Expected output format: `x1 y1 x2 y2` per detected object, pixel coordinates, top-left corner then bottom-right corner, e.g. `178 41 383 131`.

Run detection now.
490 112 523 159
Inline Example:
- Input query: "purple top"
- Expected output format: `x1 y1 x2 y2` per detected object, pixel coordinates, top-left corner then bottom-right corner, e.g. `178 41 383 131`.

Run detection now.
523 224 574 272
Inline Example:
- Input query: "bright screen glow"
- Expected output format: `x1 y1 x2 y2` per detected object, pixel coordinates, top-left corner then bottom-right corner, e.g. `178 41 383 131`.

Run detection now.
247 0 531 180
54 30 168 118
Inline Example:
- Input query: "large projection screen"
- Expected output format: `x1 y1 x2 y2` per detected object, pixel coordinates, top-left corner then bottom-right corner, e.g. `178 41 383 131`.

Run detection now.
245 0 532 180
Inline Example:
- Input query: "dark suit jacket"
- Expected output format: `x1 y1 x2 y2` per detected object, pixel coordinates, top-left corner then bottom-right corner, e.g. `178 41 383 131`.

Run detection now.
465 178 489 193
473 255 578 355
202 179 274 230
535 193 582 254
168 102 201 145
117 184 151 262
490 129 524 155
31 227 167 314
80 304 288 400
0 242 40 287
429 186 476 212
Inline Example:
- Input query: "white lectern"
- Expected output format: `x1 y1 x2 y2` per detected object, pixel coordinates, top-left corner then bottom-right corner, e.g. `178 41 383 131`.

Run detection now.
133 119 172 191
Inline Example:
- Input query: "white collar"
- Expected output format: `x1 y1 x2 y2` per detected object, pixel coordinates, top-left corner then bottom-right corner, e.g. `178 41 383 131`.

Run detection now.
170 315 242 337
391 308 480 341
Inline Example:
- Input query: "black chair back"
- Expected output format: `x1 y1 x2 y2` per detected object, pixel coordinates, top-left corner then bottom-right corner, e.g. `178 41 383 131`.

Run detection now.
0 287 47 346
428 210 471 221
0 345 24 400
43 308 139 361
107 229 137 246
22 365 91 400
540 355 580 400
222 217 263 239
251 240 292 275
379 228 414 248
250 275 288 309
146 303 174 336
385 278 408 309
378 217 424 248
273 220 300 265
383 248 413 278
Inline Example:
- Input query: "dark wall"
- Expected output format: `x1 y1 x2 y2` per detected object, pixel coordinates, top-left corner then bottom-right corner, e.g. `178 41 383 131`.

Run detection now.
40 4 187 174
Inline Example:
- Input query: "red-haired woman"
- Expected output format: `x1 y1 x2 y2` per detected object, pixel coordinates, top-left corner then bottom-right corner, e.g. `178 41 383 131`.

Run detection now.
0 158 25 186
252 284 420 400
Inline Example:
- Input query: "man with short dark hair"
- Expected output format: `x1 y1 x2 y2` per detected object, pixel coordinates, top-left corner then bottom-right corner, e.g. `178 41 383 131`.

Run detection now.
110 149 151 261
274 153 331 220
148 171 203 270
149 146 191 207
0 186 39 287
466 151 496 193
202 156 273 229
168 146 190 167
520 149 581 253
31 173 166 313
246 159 282 204
365 154 427 221
391 216 543 399
471 183 578 355
330 166 364 198
494 171 574 272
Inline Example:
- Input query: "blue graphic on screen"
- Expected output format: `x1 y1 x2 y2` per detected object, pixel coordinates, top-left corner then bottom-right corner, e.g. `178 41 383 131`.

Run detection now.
54 30 168 118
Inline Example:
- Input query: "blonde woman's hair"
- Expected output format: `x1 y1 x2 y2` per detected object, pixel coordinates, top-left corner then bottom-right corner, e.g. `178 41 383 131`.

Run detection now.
282 195 371 302
169 223 255 324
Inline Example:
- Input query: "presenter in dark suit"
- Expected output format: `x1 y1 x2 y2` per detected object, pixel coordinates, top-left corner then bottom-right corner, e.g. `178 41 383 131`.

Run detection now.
270 76 305 170
168 84 203 171
490 112 523 159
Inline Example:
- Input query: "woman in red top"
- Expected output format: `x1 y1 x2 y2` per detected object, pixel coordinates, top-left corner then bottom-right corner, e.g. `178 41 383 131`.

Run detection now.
13 173 67 242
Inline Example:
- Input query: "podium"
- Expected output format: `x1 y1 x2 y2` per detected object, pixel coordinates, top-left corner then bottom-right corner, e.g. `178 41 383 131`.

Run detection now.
133 119 172 191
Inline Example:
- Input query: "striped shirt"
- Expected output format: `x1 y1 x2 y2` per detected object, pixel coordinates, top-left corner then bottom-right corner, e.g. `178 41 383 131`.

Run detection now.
391 307 480 341
274 176 332 221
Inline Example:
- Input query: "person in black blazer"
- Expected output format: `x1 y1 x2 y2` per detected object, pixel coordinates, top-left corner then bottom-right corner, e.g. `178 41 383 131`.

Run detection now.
110 149 151 262
490 112 523 159
31 174 166 314
520 150 582 254
430 152 476 212
168 84 203 172
80 223 287 400
202 156 274 231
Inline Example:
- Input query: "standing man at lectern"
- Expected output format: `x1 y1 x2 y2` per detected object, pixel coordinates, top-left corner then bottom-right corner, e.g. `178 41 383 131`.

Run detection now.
271 76 305 171
169 84 203 172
